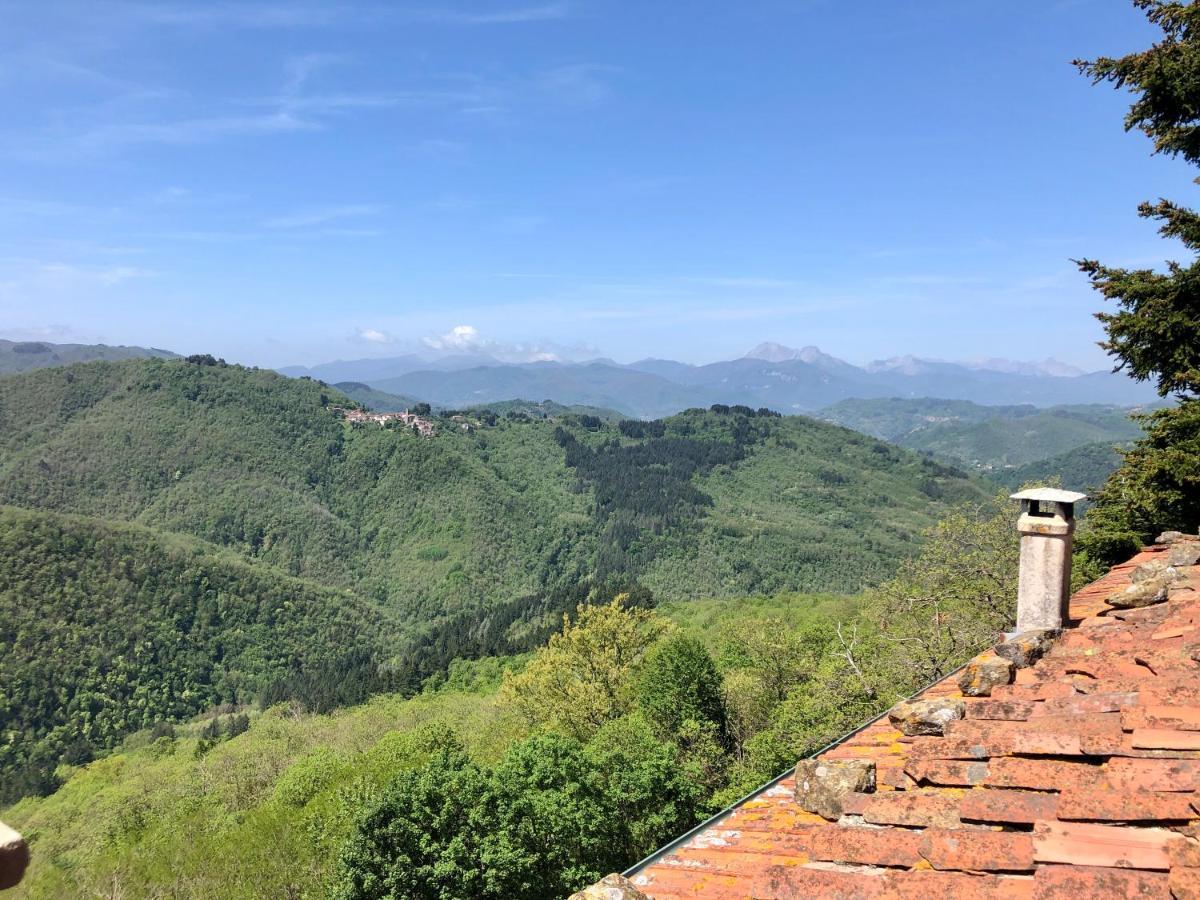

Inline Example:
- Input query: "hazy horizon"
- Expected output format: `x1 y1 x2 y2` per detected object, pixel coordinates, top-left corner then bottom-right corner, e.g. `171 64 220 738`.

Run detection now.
1 1 1189 369
0 327 1124 376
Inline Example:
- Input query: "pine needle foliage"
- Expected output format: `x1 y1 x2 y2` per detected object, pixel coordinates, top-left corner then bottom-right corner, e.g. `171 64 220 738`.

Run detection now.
1074 0 1200 559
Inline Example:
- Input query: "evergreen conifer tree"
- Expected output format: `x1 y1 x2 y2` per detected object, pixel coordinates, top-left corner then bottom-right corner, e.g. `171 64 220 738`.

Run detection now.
1075 0 1200 560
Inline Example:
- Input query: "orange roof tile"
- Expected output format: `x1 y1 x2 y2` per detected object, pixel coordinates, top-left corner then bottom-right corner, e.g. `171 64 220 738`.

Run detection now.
629 540 1200 898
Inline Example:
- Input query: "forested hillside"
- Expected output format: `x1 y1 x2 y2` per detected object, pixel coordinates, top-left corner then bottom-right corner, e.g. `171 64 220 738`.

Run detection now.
993 441 1128 495
0 507 391 802
0 359 985 608
819 397 1145 493
0 358 988 806
331 382 421 412
899 405 1142 468
2 492 1022 899
0 339 176 375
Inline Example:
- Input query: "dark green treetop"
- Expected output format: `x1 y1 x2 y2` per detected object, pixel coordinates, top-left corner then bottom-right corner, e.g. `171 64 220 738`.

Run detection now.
1074 0 1200 560
1075 0 1200 398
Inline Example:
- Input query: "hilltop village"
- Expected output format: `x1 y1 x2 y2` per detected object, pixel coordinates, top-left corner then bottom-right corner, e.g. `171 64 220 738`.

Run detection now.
336 407 437 436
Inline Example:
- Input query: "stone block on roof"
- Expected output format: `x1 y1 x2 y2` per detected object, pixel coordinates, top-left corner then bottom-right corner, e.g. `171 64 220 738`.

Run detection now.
959 651 1015 697
1169 543 1200 567
889 698 966 737
568 874 650 900
995 630 1057 669
793 759 875 821
1109 579 1172 609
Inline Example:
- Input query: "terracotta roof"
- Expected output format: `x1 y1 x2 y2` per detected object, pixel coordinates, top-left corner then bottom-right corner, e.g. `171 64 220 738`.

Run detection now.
628 539 1200 899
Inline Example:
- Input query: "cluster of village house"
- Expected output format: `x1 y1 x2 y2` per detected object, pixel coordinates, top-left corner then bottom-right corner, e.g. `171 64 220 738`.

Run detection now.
337 408 437 436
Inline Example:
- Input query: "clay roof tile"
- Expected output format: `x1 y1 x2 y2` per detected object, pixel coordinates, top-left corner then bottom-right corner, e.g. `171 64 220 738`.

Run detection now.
629 543 1200 898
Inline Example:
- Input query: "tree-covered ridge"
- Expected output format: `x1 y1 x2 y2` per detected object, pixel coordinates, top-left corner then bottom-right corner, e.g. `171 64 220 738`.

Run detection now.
0 358 987 608
641 412 988 597
819 398 1145 468
0 357 595 617
0 505 391 804
463 398 624 421
0 339 177 376
993 441 1130 495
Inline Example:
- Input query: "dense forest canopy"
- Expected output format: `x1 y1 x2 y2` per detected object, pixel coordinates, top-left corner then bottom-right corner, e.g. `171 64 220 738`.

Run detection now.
0 357 989 801
2 491 1026 899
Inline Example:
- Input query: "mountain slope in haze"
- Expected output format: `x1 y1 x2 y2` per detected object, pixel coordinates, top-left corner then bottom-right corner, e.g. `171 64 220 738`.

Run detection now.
0 339 176 375
280 351 503 383
331 344 1159 418
817 397 1038 443
332 381 422 411
373 362 708 419
865 354 1085 378
901 406 1142 468
819 398 1145 469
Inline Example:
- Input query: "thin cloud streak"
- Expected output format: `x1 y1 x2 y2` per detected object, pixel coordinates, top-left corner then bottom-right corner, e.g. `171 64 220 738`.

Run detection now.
405 4 571 25
80 1 569 30
262 204 384 229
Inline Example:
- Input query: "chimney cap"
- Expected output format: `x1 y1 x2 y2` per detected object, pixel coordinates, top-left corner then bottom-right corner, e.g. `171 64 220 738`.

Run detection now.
1009 487 1087 504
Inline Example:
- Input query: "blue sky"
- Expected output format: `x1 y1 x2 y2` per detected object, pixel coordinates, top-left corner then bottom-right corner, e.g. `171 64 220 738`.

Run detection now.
0 0 1192 369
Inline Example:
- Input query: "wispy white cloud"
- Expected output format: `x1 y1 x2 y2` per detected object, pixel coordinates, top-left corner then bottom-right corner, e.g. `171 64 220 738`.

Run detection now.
423 193 478 213
423 324 482 351
262 203 384 229
496 214 550 233
419 323 597 362
0 258 155 306
354 327 394 344
70 111 314 152
407 4 571 26
35 261 153 286
537 64 619 108
100 2 351 30
149 186 190 204
401 138 469 161
871 273 988 287
80 1 570 30
681 276 803 289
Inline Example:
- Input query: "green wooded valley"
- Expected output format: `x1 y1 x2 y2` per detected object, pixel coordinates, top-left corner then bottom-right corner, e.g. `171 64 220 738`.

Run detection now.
0 357 989 807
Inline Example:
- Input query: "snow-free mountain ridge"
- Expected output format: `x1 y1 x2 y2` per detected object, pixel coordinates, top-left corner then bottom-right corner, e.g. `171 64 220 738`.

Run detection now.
281 342 1157 419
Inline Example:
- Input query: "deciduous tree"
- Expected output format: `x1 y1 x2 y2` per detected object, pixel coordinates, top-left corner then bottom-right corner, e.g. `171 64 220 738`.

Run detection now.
500 597 670 739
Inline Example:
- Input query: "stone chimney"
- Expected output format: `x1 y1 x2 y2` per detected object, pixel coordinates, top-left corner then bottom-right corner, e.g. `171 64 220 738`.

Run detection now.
1010 488 1086 633
0 821 29 890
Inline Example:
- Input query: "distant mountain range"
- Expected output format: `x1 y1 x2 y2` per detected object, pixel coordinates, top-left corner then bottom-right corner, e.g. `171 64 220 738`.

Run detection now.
2 339 1158 418
817 397 1146 469
281 343 1159 418
0 339 175 375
